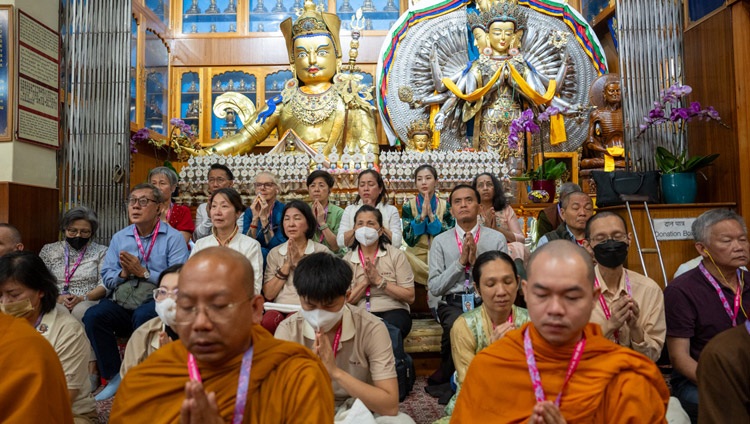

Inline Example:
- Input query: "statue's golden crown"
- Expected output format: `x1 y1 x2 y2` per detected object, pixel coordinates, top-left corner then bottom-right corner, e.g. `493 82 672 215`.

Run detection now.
280 0 342 62
407 118 432 139
482 0 527 31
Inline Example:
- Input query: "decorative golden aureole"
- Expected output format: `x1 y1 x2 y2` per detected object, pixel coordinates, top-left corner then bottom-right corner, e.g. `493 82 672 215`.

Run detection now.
185 0 379 160
436 0 566 160
581 73 625 171
406 118 433 152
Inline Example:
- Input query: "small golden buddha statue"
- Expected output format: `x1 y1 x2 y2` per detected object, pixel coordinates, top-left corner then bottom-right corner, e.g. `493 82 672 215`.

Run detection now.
188 0 379 160
406 118 432 152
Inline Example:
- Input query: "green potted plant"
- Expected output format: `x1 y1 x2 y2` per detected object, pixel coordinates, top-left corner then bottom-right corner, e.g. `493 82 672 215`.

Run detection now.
513 159 567 201
638 83 725 204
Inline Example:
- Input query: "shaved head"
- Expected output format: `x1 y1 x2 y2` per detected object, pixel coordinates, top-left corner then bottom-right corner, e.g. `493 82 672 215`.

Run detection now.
523 240 599 346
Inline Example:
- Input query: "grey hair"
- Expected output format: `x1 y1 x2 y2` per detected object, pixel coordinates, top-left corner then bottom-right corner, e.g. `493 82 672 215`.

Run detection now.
60 206 99 236
559 183 582 202
131 183 164 204
692 209 747 243
561 191 590 209
255 171 280 186
148 166 178 187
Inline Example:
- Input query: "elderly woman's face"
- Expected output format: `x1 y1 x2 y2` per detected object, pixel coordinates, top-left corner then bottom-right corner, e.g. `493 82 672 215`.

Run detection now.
0 279 43 318
64 219 93 239
150 173 175 201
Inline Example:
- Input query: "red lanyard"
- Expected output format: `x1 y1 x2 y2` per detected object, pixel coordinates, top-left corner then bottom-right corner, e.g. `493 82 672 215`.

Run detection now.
213 226 238 247
332 324 343 358
63 243 87 293
699 262 744 326
524 328 586 407
187 346 254 424
593 271 632 343
455 227 481 290
133 220 160 265
358 247 378 312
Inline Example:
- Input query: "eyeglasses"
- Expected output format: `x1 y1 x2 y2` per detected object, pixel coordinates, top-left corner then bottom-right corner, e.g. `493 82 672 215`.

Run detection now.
153 288 179 301
208 177 229 184
254 182 275 189
128 197 158 207
65 228 92 237
174 298 251 325
590 233 628 244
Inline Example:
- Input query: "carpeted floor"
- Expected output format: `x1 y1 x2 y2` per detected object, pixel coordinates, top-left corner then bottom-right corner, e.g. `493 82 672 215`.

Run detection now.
95 375 445 424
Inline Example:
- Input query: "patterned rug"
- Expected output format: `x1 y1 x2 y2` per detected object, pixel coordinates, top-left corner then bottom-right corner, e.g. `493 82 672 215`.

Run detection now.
400 376 446 424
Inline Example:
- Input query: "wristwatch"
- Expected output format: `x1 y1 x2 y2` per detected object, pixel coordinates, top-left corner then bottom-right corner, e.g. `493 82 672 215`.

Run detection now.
142 269 151 280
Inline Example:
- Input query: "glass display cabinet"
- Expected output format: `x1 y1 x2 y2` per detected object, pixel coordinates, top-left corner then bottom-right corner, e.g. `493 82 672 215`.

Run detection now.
181 0 240 34
146 0 170 27
130 17 139 124
335 0 400 31
248 0 303 33
211 70 257 140
144 30 170 135
176 70 202 136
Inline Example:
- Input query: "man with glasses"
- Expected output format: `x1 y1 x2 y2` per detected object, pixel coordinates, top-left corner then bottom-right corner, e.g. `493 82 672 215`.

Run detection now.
193 164 244 241
110 247 334 423
582 211 666 362
83 183 189 400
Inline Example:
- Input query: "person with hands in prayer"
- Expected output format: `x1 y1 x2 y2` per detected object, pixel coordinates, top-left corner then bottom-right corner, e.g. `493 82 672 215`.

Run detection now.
109 247 334 424
308 170 344 254
276 252 415 423
244 172 286 260
582 212 666 362
345 205 415 338
427 184 508 386
450 240 670 423
261 200 330 334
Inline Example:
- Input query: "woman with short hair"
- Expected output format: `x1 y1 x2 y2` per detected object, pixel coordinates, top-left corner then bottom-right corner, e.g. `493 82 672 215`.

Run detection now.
149 166 195 243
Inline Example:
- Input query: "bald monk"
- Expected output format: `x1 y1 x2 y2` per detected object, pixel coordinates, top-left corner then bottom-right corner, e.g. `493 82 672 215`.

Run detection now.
110 247 334 423
0 312 73 424
451 240 670 423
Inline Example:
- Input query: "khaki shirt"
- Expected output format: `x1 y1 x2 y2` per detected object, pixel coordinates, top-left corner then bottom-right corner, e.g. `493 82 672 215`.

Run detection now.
344 244 414 313
590 266 666 362
38 305 96 416
264 240 331 304
275 305 396 406
120 317 164 378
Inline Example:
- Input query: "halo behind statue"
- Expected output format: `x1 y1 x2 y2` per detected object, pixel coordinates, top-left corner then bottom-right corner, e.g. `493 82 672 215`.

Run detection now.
376 0 608 153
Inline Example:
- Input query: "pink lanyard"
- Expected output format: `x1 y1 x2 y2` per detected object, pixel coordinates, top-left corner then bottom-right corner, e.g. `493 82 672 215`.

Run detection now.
491 309 514 330
187 346 254 424
133 220 160 265
593 271 631 343
332 324 343 358
358 247 379 312
699 262 744 326
318 205 328 243
455 227 481 290
63 243 87 293
524 328 586 407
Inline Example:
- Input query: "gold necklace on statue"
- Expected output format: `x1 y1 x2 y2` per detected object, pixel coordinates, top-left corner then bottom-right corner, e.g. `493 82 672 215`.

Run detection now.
289 86 338 126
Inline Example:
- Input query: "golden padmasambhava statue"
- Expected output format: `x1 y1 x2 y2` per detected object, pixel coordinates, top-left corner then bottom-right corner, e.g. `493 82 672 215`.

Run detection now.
197 0 379 158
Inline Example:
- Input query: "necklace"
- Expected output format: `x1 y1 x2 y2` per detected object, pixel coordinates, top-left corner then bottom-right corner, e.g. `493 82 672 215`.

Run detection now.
290 86 338 125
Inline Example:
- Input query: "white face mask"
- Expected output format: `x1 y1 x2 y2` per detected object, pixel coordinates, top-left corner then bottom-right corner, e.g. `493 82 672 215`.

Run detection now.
354 226 379 247
155 297 177 327
300 306 345 332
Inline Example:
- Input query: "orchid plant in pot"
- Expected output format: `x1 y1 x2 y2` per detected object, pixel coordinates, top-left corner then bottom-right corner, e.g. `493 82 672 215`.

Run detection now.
638 83 724 204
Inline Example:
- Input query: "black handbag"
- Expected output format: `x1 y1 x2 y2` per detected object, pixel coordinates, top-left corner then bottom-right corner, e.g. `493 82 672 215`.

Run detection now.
592 170 661 208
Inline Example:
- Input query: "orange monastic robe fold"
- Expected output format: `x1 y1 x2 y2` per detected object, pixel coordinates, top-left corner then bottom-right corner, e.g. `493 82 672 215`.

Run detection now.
451 323 669 423
110 325 335 424
0 313 74 424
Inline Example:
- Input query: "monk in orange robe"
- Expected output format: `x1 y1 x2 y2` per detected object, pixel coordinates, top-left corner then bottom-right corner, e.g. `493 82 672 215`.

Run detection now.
451 240 669 423
0 312 74 424
110 247 334 423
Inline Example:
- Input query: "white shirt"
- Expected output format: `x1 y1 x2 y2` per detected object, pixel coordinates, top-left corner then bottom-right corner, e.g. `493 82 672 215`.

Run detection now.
337 201 403 250
192 233 263 295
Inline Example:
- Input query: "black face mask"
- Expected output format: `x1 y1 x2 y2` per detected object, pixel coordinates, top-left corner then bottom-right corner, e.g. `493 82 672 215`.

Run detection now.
593 239 629 268
66 236 90 251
